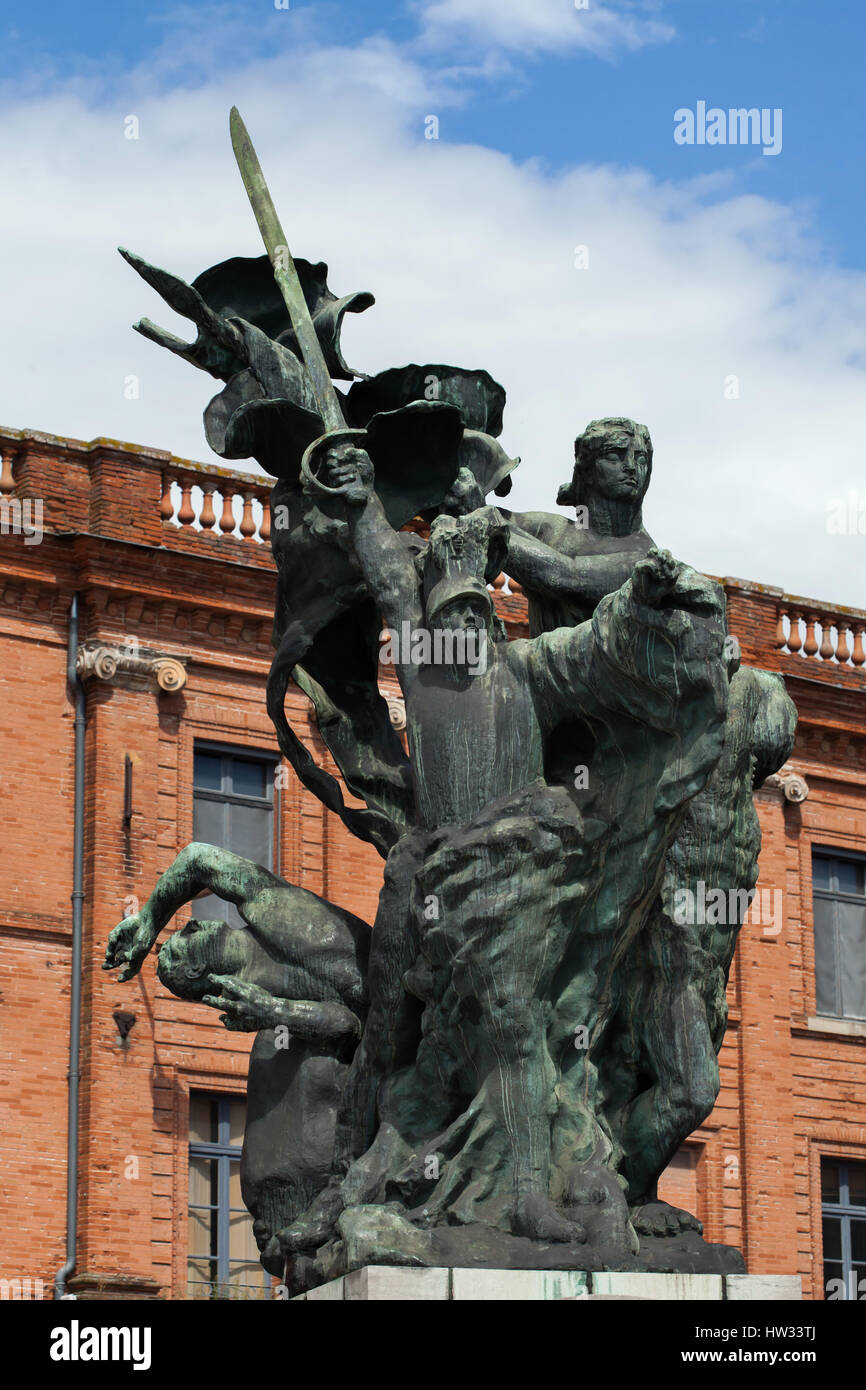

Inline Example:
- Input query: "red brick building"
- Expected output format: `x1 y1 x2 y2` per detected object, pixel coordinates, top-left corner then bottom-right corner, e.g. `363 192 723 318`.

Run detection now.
1 424 864 1300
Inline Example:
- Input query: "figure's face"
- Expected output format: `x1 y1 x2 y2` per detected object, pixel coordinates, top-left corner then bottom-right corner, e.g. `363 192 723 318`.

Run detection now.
157 919 251 1001
588 434 649 503
436 595 491 635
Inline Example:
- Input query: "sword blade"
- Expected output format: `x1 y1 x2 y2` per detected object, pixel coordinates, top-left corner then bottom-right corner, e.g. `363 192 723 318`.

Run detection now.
229 106 345 433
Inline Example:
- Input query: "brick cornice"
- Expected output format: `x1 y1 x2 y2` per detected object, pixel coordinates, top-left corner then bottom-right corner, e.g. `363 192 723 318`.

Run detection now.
0 422 270 490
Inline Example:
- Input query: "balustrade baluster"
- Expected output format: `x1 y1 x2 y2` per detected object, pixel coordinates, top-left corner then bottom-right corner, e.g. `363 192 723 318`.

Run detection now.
219 490 236 535
200 488 217 530
239 494 256 539
819 622 834 661
0 451 16 496
177 482 195 526
159 474 175 520
803 615 819 657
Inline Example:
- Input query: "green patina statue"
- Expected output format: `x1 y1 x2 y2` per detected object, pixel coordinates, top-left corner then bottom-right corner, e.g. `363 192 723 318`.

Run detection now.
103 111 796 1293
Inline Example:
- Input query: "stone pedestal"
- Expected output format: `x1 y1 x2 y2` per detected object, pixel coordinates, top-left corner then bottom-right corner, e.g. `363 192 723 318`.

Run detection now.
293 1267 802 1301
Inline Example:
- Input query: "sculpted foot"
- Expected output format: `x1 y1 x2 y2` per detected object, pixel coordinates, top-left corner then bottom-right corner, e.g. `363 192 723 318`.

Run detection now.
269 1181 346 1260
564 1163 639 1255
630 1200 703 1238
513 1191 586 1244
254 1220 286 1278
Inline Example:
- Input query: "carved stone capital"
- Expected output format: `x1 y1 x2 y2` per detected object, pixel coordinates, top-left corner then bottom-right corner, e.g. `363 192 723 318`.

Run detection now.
760 769 809 803
76 640 187 693
385 695 406 732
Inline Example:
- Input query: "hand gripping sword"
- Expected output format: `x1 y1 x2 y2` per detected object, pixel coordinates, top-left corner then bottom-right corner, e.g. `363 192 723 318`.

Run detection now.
229 106 366 488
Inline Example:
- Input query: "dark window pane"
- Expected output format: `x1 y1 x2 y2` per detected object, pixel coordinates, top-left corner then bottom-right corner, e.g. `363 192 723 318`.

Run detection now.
188 1208 215 1262
836 858 863 896
189 1155 218 1212
228 1102 246 1148
851 1220 866 1263
189 1095 217 1145
229 803 272 867
230 758 267 800
837 900 866 1019
191 798 230 924
812 855 832 891
190 896 228 928
848 1165 866 1208
823 1262 845 1299
229 1209 259 1263
192 751 273 931
822 1216 842 1261
192 795 226 848
821 1162 840 1204
194 752 223 791
192 898 232 926
813 897 839 1016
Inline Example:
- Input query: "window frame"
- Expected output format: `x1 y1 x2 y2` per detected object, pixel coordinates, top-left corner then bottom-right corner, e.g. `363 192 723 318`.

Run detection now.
821 1158 866 1301
811 846 866 1021
191 742 280 925
187 1092 269 1300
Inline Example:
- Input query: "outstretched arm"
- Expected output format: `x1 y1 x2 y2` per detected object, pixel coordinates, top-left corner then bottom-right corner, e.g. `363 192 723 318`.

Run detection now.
102 842 280 981
318 444 423 647
443 478 648 614
506 522 643 611
528 549 729 735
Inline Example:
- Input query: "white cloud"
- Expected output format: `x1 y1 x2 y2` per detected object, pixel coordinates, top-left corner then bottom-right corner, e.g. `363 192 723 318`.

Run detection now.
0 14 864 610
413 0 676 59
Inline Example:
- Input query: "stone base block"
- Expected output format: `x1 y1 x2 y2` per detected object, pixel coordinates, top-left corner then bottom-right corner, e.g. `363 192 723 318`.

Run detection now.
65 1272 163 1301
725 1274 803 1301
294 1267 802 1301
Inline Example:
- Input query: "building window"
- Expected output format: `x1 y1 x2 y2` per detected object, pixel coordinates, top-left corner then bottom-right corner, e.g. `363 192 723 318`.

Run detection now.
812 849 866 1020
187 1093 268 1300
822 1160 866 1300
192 745 276 930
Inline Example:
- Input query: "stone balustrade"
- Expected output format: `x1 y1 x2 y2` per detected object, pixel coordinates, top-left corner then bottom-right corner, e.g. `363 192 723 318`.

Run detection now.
0 425 861 680
159 462 273 545
488 572 524 597
774 601 866 669
0 447 17 495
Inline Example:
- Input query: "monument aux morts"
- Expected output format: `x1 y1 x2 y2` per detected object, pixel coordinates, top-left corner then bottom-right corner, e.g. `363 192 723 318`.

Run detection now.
103 110 797 1296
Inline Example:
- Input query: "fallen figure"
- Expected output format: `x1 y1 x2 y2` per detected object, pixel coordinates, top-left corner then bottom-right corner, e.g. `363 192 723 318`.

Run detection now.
103 842 370 1283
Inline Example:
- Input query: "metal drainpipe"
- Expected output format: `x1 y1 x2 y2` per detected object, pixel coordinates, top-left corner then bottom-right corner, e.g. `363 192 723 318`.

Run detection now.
55 595 85 1300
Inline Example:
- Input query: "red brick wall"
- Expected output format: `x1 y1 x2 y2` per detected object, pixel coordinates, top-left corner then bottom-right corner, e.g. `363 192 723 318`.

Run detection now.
1 427 864 1299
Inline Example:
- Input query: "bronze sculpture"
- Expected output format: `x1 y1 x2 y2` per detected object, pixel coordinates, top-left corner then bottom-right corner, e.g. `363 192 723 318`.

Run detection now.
104 110 797 1293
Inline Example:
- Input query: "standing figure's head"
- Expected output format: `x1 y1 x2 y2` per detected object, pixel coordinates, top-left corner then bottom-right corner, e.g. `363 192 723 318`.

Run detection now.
421 513 503 674
427 582 493 637
557 418 652 531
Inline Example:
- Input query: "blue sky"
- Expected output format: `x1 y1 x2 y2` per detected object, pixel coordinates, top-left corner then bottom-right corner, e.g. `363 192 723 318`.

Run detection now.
6 1 864 266
1 0 864 603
